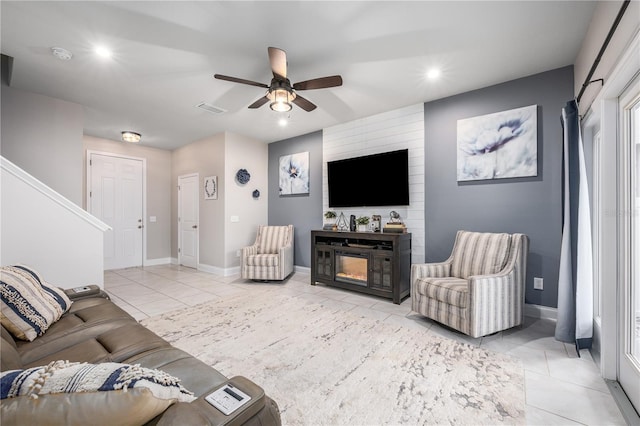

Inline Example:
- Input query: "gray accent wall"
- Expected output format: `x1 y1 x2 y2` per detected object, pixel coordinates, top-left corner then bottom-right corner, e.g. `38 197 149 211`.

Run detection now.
423 66 573 308
268 131 323 268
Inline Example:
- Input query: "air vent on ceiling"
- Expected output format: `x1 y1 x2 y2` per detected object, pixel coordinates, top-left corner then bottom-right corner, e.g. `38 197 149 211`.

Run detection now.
195 102 227 115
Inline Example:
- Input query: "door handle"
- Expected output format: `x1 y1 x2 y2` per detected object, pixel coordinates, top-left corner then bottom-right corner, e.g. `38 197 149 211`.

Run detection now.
138 225 144 229
192 225 198 229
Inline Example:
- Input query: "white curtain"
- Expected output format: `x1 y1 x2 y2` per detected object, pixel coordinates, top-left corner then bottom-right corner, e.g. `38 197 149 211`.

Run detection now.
556 100 593 352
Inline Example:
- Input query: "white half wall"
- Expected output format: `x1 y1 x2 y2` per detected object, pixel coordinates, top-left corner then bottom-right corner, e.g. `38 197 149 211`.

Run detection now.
323 103 426 263
1 157 109 289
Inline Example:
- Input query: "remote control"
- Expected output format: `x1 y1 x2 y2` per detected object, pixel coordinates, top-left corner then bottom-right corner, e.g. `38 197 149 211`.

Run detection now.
204 383 251 415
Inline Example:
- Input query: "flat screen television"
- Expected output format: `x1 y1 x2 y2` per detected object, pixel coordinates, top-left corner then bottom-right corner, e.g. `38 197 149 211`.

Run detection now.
327 149 410 208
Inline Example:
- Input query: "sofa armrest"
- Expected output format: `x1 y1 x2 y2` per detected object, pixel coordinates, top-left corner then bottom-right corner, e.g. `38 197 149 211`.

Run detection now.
242 244 259 258
411 261 451 281
156 376 280 426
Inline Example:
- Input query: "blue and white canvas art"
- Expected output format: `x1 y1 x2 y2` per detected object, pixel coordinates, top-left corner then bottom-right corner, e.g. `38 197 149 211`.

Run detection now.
279 151 309 195
457 105 537 181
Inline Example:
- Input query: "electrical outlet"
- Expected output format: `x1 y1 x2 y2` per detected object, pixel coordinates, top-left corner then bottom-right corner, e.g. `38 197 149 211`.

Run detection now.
236 250 241 257
534 277 544 290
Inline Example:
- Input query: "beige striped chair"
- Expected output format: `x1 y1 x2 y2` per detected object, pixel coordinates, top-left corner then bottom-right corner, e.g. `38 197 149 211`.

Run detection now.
411 230 529 338
241 225 294 281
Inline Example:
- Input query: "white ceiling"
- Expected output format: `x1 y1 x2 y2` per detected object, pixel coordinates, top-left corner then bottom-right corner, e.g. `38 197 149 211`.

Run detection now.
1 1 596 150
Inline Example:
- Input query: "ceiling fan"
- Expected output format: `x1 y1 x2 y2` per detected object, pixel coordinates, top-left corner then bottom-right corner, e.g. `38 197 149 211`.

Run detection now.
214 47 342 112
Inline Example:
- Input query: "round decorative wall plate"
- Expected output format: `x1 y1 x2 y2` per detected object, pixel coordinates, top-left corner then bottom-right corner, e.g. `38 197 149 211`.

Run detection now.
236 169 250 184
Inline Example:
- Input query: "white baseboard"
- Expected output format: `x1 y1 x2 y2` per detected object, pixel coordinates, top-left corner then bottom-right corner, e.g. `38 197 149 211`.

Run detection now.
224 266 240 276
196 263 223 275
525 303 557 320
197 263 240 277
295 265 311 274
170 257 179 265
144 257 172 266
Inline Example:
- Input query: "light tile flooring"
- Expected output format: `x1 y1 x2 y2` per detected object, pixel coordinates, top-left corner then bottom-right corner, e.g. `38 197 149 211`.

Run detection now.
105 264 627 426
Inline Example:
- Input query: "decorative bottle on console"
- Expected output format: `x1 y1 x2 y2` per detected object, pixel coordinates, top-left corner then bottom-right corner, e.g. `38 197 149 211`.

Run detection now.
349 215 356 232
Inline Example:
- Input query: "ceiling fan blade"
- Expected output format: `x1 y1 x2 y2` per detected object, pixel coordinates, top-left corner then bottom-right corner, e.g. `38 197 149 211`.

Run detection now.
248 96 269 109
293 75 343 91
214 74 268 89
292 94 317 112
268 47 287 80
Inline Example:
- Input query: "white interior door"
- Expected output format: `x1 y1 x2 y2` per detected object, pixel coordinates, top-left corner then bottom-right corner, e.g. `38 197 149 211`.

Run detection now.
89 153 143 270
178 174 198 269
619 79 640 413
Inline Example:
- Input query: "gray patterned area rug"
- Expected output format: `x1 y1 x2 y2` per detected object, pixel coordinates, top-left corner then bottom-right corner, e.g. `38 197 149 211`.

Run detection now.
141 294 525 425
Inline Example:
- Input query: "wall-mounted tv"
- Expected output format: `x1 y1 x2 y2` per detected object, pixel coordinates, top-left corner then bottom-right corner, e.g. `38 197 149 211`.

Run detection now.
327 149 410 208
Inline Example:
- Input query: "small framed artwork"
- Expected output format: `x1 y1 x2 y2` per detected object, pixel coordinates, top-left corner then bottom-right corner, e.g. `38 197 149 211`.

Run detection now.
457 104 537 181
279 151 310 195
204 176 218 200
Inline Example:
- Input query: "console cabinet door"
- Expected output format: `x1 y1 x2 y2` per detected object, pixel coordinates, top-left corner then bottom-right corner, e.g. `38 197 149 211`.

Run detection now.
370 253 393 292
315 247 333 281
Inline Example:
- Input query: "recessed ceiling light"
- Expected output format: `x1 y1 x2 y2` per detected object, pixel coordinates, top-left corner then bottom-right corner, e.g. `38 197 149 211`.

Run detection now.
51 47 73 61
426 68 441 80
95 46 112 59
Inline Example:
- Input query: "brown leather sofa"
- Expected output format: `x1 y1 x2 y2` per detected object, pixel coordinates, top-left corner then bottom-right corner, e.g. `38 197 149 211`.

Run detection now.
1 291 281 425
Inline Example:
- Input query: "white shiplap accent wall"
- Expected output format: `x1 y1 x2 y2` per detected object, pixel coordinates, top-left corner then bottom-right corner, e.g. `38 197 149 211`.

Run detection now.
323 103 425 263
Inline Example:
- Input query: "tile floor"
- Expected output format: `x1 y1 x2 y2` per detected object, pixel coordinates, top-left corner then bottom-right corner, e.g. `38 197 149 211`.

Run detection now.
105 264 627 426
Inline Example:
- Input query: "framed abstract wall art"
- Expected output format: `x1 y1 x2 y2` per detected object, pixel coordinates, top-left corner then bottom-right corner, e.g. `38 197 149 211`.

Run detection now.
457 105 537 181
279 151 309 195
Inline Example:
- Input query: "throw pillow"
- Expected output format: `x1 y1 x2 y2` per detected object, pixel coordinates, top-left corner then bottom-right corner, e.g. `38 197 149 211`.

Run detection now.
0 265 73 341
1 360 196 426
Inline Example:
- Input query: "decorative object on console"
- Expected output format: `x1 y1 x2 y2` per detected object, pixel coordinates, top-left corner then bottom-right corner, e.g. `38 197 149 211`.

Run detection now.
279 151 309 195
457 104 537 181
204 176 218 200
383 223 407 234
235 169 250 184
252 189 260 199
323 211 338 231
355 216 370 232
349 215 356 232
384 211 407 233
336 212 349 231
324 211 337 221
382 210 407 234
371 215 382 232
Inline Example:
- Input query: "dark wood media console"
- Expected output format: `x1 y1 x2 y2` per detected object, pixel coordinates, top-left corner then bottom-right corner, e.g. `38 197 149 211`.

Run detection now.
311 230 411 304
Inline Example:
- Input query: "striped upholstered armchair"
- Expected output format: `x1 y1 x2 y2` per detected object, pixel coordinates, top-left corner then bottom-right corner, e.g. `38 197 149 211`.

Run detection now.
241 225 294 281
411 230 529 338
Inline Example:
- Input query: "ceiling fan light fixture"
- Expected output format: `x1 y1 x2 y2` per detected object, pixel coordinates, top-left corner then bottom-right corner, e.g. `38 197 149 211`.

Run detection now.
267 88 295 112
121 131 141 143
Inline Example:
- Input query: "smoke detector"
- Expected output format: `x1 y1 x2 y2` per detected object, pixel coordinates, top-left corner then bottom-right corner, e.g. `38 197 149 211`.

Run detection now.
51 47 73 61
